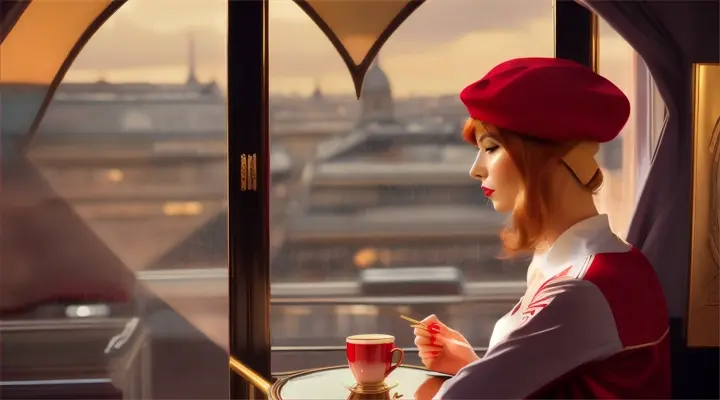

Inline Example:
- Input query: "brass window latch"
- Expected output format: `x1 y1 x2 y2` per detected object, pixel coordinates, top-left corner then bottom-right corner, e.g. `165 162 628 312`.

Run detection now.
241 153 257 192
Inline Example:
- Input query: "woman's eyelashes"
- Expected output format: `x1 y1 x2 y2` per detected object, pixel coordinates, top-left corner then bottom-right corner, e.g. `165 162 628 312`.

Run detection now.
483 145 499 154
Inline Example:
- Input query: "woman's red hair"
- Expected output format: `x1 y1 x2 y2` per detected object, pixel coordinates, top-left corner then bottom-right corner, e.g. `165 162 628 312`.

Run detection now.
462 118 603 258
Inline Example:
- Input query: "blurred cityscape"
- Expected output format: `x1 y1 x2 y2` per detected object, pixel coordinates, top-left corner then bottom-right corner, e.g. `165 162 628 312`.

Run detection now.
0 2 661 397
26 37 529 336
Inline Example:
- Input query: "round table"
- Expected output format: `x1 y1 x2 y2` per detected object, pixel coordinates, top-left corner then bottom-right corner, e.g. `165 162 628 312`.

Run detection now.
272 365 448 400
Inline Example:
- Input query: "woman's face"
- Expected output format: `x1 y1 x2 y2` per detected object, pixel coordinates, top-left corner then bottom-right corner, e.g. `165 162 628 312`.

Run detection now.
469 132 522 213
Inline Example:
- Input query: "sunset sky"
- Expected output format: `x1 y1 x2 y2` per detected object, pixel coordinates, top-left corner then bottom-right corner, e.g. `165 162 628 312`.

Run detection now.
65 0 637 97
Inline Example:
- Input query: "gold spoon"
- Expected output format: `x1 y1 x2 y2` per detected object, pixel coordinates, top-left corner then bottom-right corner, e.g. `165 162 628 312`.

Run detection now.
410 324 430 332
403 315 475 350
400 315 426 327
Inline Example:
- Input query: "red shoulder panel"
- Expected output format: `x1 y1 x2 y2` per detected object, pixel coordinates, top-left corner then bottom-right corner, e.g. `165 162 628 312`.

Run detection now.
583 248 668 347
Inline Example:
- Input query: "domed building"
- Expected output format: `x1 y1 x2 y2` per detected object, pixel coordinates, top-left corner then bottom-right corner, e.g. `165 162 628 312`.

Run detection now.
311 79 324 103
358 56 396 127
264 58 522 350
272 55 519 288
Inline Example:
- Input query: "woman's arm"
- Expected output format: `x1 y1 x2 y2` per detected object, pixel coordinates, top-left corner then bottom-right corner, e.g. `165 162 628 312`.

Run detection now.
434 278 623 399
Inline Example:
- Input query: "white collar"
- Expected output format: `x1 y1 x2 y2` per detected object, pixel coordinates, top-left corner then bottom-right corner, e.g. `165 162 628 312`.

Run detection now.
528 214 629 282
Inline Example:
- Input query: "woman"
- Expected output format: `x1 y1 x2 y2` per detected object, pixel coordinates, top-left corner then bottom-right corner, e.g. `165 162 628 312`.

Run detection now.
413 57 670 399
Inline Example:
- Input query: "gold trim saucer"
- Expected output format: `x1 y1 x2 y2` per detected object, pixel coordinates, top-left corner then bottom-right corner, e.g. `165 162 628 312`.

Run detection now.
346 382 399 394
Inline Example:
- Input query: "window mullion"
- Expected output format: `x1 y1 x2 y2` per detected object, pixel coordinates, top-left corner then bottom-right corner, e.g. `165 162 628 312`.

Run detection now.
227 0 272 398
554 0 596 70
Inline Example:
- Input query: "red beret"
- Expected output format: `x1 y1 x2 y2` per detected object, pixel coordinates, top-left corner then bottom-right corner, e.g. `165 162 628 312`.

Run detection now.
460 57 630 143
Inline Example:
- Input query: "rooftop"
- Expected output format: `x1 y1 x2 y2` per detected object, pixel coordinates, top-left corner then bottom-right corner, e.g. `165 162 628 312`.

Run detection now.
306 162 472 186
287 205 505 240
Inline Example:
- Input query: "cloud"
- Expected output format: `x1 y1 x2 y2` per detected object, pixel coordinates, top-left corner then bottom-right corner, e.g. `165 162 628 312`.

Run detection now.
71 0 547 74
114 0 227 31
268 0 552 77
389 0 550 47
72 19 226 70
68 0 637 96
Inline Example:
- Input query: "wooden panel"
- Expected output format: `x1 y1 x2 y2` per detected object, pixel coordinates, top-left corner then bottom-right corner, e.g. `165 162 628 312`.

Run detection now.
688 63 720 347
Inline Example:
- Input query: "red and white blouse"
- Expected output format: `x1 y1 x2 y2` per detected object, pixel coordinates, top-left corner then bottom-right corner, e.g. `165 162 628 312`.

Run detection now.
435 214 670 399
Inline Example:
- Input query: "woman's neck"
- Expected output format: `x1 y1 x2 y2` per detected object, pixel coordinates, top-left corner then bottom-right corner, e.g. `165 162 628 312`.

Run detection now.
536 176 600 252
542 206 599 247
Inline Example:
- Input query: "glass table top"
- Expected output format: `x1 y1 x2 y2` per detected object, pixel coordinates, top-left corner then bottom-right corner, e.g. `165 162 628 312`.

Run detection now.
273 365 448 400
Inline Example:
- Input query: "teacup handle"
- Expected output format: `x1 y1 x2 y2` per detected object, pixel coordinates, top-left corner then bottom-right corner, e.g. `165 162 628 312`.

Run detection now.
386 347 404 376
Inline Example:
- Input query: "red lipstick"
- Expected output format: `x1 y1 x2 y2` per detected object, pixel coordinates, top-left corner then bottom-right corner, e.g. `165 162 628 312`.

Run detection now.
482 186 495 197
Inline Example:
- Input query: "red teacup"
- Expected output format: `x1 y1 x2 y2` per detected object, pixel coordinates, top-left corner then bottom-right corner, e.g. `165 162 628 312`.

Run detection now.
346 334 404 385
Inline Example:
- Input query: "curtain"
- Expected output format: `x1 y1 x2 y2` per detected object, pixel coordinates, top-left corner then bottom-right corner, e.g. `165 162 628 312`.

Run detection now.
578 1 719 398
580 0 719 319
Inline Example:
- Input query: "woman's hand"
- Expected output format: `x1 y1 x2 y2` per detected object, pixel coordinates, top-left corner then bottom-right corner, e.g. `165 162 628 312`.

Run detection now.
414 314 480 375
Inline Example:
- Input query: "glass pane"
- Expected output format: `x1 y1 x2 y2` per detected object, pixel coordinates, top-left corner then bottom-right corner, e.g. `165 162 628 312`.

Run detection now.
597 18 667 237
1 0 229 398
650 81 667 154
269 0 553 374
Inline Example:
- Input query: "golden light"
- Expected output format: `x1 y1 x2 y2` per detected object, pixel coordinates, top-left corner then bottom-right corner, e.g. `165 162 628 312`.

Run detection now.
105 168 124 183
378 249 392 266
273 184 288 199
1 0 112 84
336 304 379 316
292 0 425 98
162 201 204 217
353 247 378 269
396 305 411 315
281 306 312 316
0 0 125 138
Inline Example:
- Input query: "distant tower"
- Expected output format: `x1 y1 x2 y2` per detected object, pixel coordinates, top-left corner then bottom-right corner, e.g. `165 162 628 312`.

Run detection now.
96 71 108 84
311 78 324 102
187 30 199 85
359 54 395 126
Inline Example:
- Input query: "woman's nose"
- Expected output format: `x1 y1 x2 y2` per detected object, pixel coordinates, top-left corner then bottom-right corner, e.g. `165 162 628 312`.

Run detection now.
469 158 486 181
